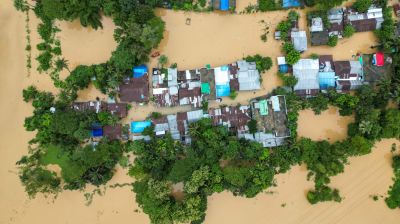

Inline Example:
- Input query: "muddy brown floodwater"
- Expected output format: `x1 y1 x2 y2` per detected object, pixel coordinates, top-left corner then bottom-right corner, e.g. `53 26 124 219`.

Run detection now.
297 107 355 143
1 0 400 223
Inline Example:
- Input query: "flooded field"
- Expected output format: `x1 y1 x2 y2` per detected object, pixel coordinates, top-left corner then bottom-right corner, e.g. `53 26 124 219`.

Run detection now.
1 0 400 223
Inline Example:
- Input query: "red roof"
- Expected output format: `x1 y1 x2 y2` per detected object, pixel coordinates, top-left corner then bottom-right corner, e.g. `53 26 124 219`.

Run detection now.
375 52 384 67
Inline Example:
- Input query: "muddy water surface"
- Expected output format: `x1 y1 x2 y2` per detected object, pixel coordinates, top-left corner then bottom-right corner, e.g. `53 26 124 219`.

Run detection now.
1 0 400 223
297 107 354 142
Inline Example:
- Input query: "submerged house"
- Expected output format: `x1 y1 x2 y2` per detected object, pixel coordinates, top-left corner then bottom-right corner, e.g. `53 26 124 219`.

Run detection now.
293 59 320 97
291 31 308 52
334 60 363 91
241 95 290 147
345 7 384 32
119 65 149 103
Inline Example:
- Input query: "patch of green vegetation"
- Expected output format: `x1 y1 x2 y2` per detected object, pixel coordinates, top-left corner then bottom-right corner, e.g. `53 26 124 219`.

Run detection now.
385 155 400 209
244 54 273 73
40 145 85 182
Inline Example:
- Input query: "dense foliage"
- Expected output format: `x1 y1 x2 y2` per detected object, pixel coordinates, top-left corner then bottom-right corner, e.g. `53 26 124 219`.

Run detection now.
129 119 301 223
244 54 273 73
386 155 400 209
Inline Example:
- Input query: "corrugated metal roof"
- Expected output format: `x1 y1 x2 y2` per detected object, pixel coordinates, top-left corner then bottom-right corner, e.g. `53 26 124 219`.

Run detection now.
291 31 308 52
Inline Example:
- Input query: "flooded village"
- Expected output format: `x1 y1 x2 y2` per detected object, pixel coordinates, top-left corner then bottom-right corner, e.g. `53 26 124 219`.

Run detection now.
1 0 400 223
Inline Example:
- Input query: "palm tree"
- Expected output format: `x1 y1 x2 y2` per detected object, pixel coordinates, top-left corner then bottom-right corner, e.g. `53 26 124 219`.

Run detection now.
55 58 70 72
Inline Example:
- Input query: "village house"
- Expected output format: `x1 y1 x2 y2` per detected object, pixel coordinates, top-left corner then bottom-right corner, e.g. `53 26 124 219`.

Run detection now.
119 65 149 103
293 59 320 97
208 105 251 134
236 60 261 91
328 8 345 37
178 69 202 108
149 110 204 144
344 6 384 32
291 30 308 52
334 60 363 92
240 95 290 147
152 68 179 107
71 101 128 118
72 101 127 140
310 17 330 46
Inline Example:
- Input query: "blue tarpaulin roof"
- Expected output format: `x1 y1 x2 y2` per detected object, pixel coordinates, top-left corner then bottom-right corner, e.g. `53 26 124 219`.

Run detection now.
282 0 301 8
133 65 148 78
131 121 152 133
91 128 103 137
220 0 229 10
319 72 336 90
279 64 289 73
216 83 230 98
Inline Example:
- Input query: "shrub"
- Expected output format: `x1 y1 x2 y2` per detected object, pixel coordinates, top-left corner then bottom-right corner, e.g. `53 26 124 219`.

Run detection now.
343 25 356 38
327 35 338 47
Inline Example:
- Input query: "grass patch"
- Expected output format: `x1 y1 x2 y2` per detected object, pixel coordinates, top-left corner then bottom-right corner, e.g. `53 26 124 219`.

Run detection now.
40 145 85 182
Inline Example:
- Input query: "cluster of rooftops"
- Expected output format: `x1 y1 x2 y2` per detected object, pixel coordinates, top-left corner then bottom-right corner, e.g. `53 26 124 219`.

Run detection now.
310 6 384 46
72 95 290 148
118 60 261 107
276 6 385 50
278 52 390 97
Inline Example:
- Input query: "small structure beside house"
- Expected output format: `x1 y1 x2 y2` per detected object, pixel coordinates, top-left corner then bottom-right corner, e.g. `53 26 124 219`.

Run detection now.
282 0 301 8
372 52 384 67
241 95 290 147
212 0 235 11
345 6 384 32
293 59 320 97
291 31 308 52
311 17 324 32
277 57 289 73
119 65 150 103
